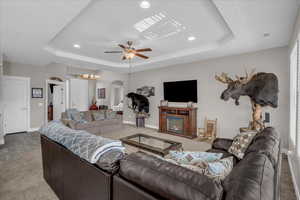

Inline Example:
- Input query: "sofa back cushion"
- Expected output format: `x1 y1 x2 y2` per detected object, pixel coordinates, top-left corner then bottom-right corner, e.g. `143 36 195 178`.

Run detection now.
245 127 280 167
92 110 106 121
223 152 274 200
120 152 224 200
81 111 93 122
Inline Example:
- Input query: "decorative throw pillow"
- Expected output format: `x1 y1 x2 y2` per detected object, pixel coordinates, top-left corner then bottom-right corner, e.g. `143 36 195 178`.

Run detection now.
93 111 106 121
162 154 233 181
205 156 233 180
106 110 117 120
167 151 223 165
228 131 257 159
72 112 87 124
66 108 79 120
72 112 82 121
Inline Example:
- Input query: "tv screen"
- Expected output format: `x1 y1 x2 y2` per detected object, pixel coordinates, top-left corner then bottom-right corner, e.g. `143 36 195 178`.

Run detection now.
163 80 197 103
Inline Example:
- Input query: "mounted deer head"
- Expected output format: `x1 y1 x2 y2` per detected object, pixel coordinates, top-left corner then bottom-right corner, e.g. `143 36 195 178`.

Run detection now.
215 69 256 105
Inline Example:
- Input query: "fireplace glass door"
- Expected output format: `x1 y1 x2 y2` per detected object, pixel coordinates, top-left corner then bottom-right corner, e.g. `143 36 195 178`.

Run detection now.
167 116 184 134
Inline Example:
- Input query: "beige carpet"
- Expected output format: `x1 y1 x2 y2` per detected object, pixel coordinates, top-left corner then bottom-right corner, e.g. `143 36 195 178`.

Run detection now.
0 125 297 200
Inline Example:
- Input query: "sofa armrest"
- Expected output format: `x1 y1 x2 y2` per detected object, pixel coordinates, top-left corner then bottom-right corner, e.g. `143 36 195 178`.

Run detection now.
212 138 233 151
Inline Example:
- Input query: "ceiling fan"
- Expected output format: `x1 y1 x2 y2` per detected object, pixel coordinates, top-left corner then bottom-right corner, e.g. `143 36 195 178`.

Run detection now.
104 41 152 60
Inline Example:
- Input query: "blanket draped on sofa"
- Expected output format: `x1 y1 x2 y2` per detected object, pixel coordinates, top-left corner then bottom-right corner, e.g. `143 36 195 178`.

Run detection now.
39 121 125 164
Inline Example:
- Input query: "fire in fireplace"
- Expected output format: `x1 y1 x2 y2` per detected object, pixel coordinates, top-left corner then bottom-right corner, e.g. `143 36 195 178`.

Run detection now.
167 116 184 134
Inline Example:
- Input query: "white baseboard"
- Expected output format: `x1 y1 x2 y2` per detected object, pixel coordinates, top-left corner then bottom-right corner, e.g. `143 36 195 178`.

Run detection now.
123 121 158 130
287 154 300 200
123 120 135 125
28 127 40 132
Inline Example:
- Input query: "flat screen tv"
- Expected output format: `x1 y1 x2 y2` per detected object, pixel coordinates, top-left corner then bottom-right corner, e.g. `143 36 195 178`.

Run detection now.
163 80 197 103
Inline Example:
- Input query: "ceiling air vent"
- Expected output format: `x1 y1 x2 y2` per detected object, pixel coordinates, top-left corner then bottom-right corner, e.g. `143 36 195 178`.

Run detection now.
134 12 186 40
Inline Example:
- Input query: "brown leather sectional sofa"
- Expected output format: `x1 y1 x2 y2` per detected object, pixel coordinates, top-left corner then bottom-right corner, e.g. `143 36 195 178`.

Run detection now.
41 127 281 200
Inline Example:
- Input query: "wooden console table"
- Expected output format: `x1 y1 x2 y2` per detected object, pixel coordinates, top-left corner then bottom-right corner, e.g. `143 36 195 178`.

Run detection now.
158 106 197 139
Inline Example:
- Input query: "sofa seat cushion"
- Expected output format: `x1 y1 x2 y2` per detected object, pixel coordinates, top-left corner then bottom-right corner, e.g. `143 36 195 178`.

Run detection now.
97 118 121 126
75 121 99 130
223 152 275 200
120 152 224 200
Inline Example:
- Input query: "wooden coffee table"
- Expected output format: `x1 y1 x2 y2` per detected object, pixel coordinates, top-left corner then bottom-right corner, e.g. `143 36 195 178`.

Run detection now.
120 133 183 157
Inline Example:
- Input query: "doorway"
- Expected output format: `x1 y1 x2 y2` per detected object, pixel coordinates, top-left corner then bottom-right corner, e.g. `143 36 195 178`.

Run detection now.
45 80 66 123
111 81 124 112
2 76 30 134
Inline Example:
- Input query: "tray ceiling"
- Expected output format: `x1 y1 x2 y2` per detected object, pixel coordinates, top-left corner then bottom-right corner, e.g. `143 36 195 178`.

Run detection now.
1 0 299 72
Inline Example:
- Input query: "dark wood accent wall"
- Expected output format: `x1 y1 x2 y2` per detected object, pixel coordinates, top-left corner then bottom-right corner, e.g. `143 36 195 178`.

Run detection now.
159 106 197 139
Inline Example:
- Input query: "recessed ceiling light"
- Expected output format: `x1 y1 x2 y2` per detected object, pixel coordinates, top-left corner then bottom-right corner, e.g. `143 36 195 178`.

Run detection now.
140 1 151 9
73 44 81 48
188 36 196 41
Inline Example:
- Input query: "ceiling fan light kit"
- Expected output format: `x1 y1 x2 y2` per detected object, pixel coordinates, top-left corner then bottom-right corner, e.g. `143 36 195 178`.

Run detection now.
79 74 100 80
105 41 152 60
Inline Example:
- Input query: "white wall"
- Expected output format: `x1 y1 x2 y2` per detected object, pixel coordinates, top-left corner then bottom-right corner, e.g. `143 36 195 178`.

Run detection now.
70 79 89 111
124 47 289 148
95 70 128 108
3 62 97 129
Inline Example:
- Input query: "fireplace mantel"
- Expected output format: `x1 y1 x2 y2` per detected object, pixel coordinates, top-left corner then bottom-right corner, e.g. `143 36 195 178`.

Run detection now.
158 106 197 139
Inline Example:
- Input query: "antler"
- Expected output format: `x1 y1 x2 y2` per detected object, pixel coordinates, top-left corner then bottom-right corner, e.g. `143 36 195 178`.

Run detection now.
239 69 256 84
215 73 234 84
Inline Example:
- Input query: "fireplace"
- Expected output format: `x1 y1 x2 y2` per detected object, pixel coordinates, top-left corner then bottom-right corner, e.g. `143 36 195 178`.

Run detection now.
167 116 184 134
159 106 197 139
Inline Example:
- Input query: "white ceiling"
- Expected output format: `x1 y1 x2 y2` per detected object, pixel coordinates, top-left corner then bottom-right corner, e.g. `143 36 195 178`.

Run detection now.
0 0 299 72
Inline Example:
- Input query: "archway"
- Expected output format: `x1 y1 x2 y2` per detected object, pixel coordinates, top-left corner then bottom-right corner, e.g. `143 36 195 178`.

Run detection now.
111 80 124 111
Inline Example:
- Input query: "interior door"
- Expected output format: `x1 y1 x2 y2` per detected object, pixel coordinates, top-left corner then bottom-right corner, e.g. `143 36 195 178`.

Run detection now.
53 85 65 120
3 76 29 134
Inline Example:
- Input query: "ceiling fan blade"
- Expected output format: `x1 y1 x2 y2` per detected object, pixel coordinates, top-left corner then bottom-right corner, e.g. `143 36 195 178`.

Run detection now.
118 44 126 49
135 53 149 59
104 51 123 53
135 48 152 52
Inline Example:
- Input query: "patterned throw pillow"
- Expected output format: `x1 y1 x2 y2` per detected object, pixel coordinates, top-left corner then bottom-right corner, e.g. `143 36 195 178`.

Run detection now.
228 131 257 159
167 151 223 165
205 156 233 180
93 111 106 121
162 154 233 181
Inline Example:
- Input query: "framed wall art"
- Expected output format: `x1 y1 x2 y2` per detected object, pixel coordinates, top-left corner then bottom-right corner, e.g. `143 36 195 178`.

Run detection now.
98 88 106 99
32 88 43 98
